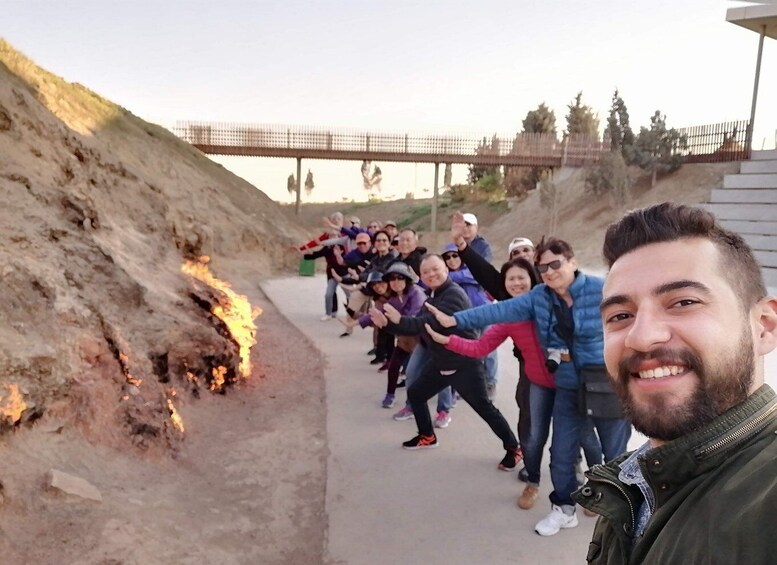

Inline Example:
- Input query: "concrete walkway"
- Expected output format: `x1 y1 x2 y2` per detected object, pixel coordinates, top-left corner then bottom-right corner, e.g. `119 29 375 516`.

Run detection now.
261 275 777 565
262 275 598 565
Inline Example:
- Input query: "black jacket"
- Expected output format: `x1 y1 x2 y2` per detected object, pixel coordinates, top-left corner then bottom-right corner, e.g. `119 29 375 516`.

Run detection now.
398 246 427 278
387 277 480 371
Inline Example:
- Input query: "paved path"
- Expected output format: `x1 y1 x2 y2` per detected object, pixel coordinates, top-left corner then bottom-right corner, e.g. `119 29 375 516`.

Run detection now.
261 275 777 565
262 275 599 565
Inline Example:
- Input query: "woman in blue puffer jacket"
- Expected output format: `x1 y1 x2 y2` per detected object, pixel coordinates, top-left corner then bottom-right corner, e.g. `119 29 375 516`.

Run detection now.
427 237 631 537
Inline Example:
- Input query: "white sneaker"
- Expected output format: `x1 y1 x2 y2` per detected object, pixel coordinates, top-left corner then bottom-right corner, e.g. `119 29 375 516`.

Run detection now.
320 315 333 321
535 504 578 536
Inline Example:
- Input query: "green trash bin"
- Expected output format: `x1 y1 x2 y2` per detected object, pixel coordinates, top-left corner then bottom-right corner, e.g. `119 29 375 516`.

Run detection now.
299 258 316 276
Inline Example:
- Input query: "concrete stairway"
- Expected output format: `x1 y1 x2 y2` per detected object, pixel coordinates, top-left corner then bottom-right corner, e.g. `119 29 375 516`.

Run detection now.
707 149 777 290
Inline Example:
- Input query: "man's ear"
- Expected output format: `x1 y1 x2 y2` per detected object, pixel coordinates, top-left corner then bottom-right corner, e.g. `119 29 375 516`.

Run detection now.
753 297 777 356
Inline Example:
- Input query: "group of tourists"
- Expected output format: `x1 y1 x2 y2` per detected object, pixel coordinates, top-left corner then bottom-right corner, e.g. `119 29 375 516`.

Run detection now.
295 202 777 561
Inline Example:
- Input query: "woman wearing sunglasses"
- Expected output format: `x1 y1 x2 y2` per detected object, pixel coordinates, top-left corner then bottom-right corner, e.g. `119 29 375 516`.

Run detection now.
426 236 631 537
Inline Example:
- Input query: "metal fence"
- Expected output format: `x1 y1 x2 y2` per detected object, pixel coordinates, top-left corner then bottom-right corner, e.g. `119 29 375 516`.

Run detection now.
676 120 750 163
173 120 751 166
172 121 608 167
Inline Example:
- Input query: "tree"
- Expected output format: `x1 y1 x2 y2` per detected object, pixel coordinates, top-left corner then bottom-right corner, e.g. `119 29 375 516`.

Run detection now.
467 135 500 185
505 103 557 196
539 171 562 234
565 91 599 138
522 103 556 135
443 163 452 188
631 111 688 187
603 89 635 160
286 173 296 196
585 151 631 213
304 169 315 196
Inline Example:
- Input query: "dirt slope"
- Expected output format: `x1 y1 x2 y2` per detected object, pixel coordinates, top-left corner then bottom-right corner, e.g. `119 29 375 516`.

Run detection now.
0 40 325 564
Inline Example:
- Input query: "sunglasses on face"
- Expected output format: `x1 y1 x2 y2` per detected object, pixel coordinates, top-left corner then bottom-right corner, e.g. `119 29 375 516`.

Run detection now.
537 259 565 273
442 252 459 261
356 242 370 246
386 275 406 282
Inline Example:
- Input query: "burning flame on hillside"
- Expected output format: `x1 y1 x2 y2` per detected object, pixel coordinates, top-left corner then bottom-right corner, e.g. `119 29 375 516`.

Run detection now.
166 389 185 433
181 256 262 384
0 384 27 425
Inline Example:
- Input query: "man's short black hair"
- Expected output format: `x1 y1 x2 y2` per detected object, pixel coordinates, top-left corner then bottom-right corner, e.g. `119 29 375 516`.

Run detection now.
603 202 766 308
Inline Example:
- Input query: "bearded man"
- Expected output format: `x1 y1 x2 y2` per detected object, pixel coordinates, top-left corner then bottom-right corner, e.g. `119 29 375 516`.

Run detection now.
574 202 777 564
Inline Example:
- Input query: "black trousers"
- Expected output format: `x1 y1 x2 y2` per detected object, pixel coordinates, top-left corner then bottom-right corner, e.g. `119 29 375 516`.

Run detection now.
408 359 518 451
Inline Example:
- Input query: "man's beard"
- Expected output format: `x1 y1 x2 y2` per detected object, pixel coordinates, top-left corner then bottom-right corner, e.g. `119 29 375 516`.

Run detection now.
613 328 755 442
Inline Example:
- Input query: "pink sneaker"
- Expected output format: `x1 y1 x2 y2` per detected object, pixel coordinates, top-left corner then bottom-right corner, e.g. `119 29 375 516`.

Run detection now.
434 410 451 428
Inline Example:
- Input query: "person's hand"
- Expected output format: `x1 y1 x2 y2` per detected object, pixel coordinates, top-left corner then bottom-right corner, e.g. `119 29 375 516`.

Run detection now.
369 307 388 328
424 323 450 345
323 216 337 229
450 211 466 247
333 246 343 257
424 302 457 328
383 303 401 324
348 268 359 278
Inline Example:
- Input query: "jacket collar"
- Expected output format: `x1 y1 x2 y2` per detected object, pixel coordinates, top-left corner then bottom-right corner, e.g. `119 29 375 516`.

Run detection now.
427 277 453 297
609 385 777 510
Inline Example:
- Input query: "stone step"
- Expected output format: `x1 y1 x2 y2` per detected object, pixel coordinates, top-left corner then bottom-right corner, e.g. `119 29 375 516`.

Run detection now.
711 189 777 204
706 202 777 221
719 219 777 236
752 149 777 161
723 173 777 189
741 233 777 252
741 160 777 174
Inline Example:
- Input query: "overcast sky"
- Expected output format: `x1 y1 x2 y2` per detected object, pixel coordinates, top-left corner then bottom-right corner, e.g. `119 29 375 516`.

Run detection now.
4 0 775 202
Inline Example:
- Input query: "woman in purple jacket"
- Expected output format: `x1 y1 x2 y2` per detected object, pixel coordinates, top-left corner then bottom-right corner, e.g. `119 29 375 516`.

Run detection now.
354 262 426 408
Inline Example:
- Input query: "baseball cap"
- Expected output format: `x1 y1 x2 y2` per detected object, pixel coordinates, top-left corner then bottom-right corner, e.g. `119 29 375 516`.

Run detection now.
384 220 397 227
355 233 371 244
462 213 478 226
508 237 534 255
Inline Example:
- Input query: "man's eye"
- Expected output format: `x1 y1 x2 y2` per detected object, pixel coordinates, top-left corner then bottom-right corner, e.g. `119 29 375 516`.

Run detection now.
605 312 631 324
671 299 700 308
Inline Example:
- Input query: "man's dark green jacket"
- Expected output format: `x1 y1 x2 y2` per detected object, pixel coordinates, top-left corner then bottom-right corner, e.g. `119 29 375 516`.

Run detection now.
573 384 777 564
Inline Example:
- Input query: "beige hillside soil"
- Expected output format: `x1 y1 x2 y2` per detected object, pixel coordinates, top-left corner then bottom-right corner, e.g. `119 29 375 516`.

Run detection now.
0 40 326 564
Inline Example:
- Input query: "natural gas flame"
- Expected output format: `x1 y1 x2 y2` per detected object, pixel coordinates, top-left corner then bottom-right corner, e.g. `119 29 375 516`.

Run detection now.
165 390 185 433
119 352 143 387
211 366 227 391
181 256 261 380
0 384 27 424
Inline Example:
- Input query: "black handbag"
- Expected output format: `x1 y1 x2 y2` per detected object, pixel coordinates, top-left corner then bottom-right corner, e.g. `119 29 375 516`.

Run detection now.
579 365 624 419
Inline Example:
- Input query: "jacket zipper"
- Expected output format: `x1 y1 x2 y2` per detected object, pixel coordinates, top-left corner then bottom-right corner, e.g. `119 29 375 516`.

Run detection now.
586 468 636 535
696 400 777 458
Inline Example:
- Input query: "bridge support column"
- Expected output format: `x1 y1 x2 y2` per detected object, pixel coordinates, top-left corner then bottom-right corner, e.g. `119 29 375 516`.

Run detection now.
431 162 439 233
295 157 302 216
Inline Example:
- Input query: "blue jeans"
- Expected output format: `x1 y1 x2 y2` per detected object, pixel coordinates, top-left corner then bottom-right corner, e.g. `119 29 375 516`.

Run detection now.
484 349 498 386
523 383 554 485
548 387 631 507
324 278 339 316
404 345 451 412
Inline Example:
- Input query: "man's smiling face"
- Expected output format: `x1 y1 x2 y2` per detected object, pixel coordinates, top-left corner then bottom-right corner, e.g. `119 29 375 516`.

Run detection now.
601 238 757 441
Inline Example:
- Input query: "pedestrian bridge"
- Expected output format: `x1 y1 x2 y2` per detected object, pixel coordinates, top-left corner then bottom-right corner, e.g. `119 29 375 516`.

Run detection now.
172 122 608 167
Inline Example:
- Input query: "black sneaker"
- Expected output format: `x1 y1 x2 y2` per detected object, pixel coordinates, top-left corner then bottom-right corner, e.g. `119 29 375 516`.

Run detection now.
498 448 523 471
396 379 406 388
369 357 385 365
366 348 377 356
402 434 438 450
518 467 529 483
339 331 352 338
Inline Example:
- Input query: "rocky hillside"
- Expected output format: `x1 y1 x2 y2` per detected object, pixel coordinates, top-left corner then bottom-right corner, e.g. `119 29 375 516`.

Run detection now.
0 40 306 451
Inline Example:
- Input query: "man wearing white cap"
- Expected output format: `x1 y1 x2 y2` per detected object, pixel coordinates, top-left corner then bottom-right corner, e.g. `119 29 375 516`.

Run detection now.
460 212 498 399
508 237 535 263
462 213 493 262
